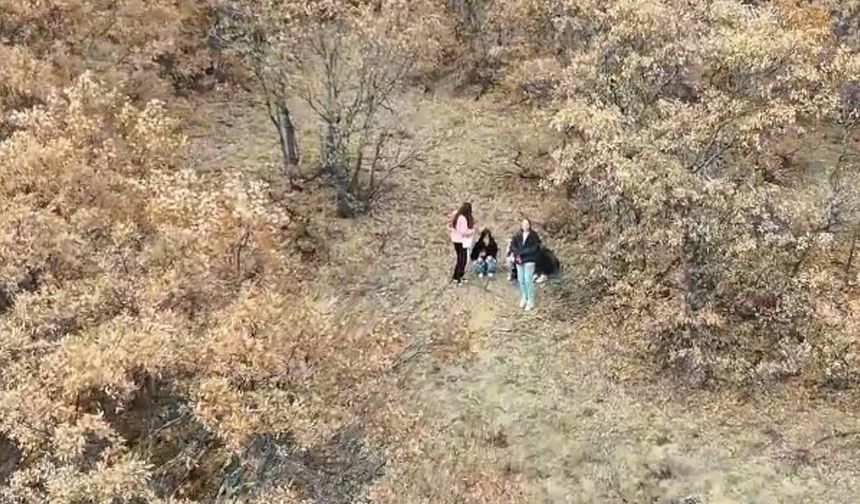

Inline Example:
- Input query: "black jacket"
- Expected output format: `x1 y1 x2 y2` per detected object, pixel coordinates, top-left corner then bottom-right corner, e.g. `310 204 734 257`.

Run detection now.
536 247 560 276
471 238 499 261
510 231 541 264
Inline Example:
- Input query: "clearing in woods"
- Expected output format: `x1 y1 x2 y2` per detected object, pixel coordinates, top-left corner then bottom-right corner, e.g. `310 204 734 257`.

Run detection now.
190 90 860 503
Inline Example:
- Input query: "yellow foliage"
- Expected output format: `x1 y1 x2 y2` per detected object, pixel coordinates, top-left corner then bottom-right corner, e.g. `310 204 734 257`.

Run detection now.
0 72 401 501
489 0 860 385
773 0 832 32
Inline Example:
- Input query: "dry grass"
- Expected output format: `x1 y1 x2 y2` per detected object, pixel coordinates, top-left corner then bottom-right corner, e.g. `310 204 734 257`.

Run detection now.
189 86 860 503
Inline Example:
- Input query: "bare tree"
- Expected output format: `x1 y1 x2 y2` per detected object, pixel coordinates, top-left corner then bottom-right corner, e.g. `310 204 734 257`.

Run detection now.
298 4 443 216
211 1 443 210
210 2 301 187
255 51 301 186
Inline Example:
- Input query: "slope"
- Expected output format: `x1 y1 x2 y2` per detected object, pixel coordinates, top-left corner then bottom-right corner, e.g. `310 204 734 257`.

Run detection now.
189 89 860 504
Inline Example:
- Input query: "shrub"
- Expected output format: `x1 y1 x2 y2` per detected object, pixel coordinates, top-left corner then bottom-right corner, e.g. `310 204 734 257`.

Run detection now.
494 0 860 386
0 74 401 502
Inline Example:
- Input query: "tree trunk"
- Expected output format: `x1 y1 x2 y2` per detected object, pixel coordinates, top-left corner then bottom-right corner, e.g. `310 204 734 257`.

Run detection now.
321 121 356 218
348 148 363 196
274 104 300 186
845 221 860 284
335 186 355 218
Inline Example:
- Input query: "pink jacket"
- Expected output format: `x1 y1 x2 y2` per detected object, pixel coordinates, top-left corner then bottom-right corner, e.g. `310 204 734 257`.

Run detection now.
449 214 475 243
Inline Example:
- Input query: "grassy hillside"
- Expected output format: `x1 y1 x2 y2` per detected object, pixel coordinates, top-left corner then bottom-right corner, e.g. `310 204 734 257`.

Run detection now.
186 87 860 503
3 1 860 502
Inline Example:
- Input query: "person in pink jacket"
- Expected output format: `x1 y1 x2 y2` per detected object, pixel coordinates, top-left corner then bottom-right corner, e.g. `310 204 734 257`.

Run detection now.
448 202 476 284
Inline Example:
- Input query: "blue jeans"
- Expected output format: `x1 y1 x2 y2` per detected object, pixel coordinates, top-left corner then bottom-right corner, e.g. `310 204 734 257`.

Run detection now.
516 262 536 308
472 257 497 276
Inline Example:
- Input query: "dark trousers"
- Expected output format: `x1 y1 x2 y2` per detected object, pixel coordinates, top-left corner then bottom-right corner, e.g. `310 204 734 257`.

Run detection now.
452 242 467 281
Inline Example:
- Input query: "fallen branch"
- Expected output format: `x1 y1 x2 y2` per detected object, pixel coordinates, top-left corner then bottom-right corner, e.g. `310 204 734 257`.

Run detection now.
392 339 429 370
147 411 191 442
166 440 212 498
812 430 860 448
509 150 543 180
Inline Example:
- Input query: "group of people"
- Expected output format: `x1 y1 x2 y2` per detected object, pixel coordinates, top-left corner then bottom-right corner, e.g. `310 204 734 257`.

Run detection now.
448 202 560 311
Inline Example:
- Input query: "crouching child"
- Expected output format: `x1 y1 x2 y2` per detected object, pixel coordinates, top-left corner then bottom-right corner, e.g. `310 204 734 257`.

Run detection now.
471 229 499 278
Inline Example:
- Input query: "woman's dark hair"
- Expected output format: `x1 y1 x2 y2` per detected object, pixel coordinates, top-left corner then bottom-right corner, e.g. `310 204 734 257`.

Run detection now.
452 202 474 228
471 228 499 261
479 228 495 246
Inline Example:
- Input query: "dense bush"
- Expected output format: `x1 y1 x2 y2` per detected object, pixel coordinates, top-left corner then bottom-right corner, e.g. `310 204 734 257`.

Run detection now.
0 74 401 502
491 0 860 385
0 1 216 105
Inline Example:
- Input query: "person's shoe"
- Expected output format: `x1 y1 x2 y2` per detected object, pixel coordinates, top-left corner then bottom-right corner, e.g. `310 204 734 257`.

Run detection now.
488 272 494 278
525 303 534 311
478 273 485 278
519 298 527 309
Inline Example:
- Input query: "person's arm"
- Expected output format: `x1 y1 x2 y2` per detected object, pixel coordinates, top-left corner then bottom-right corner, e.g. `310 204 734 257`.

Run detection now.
455 216 474 238
466 220 476 237
470 242 482 261
509 235 519 255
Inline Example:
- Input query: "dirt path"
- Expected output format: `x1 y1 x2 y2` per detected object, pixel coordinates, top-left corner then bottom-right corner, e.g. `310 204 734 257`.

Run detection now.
191 90 860 503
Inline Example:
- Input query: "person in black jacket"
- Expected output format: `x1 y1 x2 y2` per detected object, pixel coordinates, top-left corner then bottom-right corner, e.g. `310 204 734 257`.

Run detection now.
470 229 499 278
509 218 541 310
508 242 561 283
